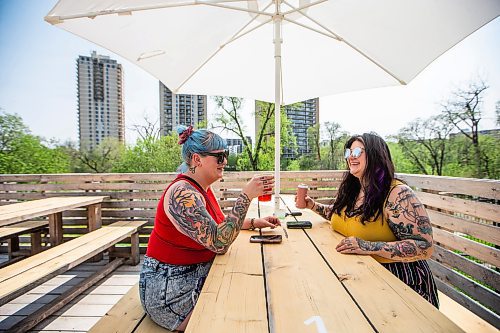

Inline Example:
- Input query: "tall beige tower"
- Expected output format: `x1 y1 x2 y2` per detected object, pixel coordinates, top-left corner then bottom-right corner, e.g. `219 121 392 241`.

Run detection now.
159 82 207 135
77 51 124 150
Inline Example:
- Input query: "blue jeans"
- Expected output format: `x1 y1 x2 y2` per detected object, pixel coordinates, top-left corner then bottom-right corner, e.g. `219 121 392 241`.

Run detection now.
139 255 212 330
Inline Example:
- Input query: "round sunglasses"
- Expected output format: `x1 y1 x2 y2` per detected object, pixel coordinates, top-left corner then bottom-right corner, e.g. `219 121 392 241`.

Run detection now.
344 147 364 159
201 150 229 164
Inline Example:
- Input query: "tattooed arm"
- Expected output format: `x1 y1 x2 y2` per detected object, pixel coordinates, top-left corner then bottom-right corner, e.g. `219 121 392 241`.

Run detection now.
339 185 433 262
302 196 334 221
165 181 251 254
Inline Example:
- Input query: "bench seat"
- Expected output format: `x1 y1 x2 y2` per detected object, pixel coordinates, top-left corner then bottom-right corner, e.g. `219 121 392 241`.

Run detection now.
89 283 172 333
0 220 49 262
0 220 146 307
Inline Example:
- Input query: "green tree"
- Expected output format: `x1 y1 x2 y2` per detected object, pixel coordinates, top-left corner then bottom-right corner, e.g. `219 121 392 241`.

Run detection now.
0 111 70 174
113 133 182 172
212 97 296 171
395 115 454 175
441 79 488 176
75 138 125 173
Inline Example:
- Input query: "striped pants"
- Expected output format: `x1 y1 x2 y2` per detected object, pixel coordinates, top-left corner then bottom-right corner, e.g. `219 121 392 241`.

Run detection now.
382 260 439 308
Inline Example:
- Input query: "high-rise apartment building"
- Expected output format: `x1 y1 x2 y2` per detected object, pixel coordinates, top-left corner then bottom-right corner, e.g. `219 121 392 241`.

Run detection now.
77 51 124 150
255 98 319 159
159 83 207 135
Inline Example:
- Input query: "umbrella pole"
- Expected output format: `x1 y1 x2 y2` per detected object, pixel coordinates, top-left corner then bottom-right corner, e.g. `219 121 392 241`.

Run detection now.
273 6 283 212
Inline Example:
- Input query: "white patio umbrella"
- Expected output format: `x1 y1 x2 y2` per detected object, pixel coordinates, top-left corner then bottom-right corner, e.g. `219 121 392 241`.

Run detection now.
45 0 500 210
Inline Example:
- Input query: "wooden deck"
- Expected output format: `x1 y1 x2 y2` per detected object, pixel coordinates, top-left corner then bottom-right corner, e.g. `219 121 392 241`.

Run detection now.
0 254 496 333
0 254 140 333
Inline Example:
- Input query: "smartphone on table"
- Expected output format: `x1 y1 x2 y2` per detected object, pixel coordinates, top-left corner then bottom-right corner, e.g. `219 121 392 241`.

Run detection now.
249 235 283 244
286 221 312 229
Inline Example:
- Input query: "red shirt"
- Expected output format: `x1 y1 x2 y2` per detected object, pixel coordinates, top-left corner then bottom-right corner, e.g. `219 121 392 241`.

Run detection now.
146 174 225 265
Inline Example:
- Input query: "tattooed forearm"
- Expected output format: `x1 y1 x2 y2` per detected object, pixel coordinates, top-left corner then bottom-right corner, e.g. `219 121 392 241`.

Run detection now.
358 239 385 252
167 184 251 254
313 202 334 220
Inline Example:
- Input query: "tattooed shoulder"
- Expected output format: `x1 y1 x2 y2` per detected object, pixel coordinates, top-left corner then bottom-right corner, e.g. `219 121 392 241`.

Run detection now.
166 181 205 210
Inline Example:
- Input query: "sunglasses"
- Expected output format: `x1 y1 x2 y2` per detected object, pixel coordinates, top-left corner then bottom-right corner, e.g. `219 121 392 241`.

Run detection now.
344 147 364 159
201 150 229 164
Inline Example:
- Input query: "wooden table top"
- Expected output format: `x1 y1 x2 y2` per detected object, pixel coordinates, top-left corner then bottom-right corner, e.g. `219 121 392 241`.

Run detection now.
187 196 463 333
0 196 108 227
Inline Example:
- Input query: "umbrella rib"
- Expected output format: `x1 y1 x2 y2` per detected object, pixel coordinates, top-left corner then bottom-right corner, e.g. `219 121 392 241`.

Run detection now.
203 2 273 17
282 0 327 15
283 17 340 40
175 17 272 93
45 0 270 23
282 0 407 85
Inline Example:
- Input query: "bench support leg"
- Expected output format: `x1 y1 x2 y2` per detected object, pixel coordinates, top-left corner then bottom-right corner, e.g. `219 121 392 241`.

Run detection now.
130 232 140 266
49 212 63 246
8 237 20 259
31 230 43 255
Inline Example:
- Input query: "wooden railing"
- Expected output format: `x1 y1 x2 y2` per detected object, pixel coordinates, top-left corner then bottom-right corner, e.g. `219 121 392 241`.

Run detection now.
0 171 498 328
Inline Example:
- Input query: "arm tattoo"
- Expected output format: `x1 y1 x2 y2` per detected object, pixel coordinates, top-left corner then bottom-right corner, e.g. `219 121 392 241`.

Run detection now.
313 202 334 220
375 186 434 261
167 183 251 254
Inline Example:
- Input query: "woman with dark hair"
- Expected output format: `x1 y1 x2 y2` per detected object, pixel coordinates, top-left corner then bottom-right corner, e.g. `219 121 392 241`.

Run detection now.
140 125 280 331
297 132 439 307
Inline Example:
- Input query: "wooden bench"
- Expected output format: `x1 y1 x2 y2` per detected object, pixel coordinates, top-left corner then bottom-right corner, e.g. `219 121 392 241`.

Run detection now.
0 196 108 246
0 220 146 305
0 220 49 263
88 283 172 333
2 220 147 333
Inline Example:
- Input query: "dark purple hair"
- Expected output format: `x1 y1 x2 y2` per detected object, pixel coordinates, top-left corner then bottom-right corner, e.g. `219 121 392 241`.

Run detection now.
331 133 395 223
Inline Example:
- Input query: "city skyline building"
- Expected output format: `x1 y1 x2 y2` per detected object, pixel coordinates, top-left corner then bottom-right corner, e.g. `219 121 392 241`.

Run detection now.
159 83 207 135
77 51 125 150
255 98 319 159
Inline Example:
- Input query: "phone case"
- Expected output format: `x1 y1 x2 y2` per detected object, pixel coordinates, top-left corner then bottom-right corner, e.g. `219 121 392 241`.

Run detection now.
249 235 283 243
286 221 312 229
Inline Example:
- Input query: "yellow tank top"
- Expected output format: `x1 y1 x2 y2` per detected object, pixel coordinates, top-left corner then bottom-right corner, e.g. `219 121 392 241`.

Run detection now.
331 180 403 263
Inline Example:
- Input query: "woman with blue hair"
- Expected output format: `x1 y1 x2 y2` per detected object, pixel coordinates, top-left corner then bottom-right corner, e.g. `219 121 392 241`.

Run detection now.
139 125 279 331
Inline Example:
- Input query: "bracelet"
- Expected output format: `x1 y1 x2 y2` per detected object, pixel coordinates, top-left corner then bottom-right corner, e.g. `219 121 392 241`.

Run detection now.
249 218 256 230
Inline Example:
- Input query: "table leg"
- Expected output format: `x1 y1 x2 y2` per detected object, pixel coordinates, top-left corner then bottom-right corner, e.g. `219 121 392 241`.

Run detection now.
87 204 102 232
88 203 103 261
49 212 63 246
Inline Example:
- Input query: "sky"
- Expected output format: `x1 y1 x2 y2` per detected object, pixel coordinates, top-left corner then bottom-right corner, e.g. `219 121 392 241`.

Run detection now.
0 1 499 146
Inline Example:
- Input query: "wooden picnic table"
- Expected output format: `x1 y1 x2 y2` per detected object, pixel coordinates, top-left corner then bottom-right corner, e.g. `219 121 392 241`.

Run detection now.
187 196 464 333
0 196 108 246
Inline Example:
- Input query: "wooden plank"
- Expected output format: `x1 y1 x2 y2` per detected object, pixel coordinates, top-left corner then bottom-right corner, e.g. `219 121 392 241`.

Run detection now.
186 229 268 333
0 221 146 304
134 316 175 332
0 182 168 191
301 212 464 332
417 192 499 223
0 196 108 226
0 221 48 241
428 210 499 245
428 260 498 311
438 292 498 333
262 231 375 331
433 227 499 267
9 258 124 333
432 245 499 291
88 283 145 333
435 278 500 329
397 173 500 200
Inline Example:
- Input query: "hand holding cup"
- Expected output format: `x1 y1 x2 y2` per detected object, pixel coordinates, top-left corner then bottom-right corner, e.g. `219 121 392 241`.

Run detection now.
242 174 274 200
